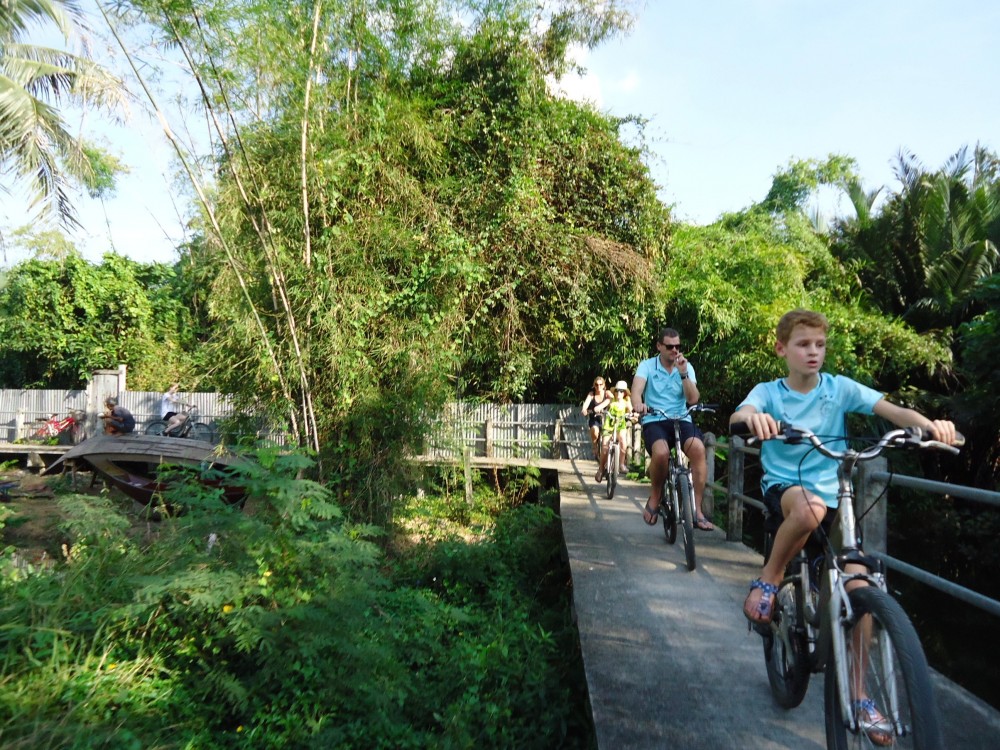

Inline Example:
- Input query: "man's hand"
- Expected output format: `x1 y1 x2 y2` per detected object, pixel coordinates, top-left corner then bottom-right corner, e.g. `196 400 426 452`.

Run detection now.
676 353 689 376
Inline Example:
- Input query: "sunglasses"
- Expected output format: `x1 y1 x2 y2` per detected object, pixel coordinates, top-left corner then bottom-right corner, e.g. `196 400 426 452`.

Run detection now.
660 343 681 350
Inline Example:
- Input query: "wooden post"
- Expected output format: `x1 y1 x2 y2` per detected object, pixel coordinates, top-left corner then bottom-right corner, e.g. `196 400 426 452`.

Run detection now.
727 435 746 542
484 419 493 458
703 432 716 517
856 457 888 554
15 410 25 442
552 418 563 459
464 446 473 505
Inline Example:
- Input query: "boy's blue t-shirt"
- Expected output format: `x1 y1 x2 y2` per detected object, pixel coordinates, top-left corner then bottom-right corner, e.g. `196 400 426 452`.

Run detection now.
635 356 696 423
737 373 883 506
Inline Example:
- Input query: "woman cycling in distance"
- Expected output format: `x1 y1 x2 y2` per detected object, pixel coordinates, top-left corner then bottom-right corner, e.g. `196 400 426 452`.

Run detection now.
581 377 611 461
595 381 634 482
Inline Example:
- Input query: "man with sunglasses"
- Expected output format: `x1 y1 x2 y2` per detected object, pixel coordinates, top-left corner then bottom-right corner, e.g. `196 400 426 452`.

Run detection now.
631 327 714 530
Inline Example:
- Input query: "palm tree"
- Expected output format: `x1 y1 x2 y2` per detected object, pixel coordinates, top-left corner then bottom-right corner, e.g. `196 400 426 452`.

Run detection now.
1 0 126 229
833 147 999 331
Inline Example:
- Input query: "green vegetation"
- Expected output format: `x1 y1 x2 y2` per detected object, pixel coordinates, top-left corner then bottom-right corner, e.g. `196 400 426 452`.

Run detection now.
0 459 592 748
1 0 999 739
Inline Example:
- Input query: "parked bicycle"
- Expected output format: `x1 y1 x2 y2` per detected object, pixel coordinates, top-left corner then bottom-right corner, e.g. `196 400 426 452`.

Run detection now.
145 404 214 442
646 403 716 572
732 422 961 750
26 411 83 444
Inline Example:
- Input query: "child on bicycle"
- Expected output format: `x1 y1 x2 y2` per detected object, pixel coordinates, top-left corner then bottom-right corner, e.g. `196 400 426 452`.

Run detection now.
595 381 633 482
729 308 956 743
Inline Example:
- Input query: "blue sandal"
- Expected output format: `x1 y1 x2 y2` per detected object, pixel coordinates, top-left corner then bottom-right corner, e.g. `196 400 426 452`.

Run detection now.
743 578 779 625
853 699 893 746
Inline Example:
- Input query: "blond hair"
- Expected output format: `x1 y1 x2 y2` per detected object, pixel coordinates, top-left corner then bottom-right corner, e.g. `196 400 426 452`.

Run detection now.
776 309 828 344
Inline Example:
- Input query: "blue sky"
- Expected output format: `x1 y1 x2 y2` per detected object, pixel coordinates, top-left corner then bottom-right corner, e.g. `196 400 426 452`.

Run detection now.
4 0 998 266
557 0 999 224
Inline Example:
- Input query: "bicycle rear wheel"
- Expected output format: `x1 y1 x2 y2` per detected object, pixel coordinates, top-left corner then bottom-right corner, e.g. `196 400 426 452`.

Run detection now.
661 480 677 544
606 444 618 499
763 578 810 708
825 586 942 750
145 421 168 436
678 475 696 571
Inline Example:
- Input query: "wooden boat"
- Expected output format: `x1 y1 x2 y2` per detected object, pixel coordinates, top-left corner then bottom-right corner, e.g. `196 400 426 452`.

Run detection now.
42 433 249 505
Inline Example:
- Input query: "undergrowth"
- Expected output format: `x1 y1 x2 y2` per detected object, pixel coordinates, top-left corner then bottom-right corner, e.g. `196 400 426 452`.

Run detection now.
0 452 594 748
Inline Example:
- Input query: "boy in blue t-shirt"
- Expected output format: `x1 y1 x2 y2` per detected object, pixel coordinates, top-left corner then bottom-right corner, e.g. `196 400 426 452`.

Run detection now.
730 309 956 744
730 309 956 626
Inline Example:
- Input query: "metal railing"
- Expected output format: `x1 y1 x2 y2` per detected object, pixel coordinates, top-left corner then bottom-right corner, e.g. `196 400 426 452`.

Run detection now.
721 434 1000 619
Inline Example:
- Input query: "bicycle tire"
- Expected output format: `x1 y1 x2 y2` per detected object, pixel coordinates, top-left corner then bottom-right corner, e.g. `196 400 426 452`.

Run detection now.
678 475 696 571
763 578 811 708
661 481 677 544
145 421 168 436
824 586 942 750
188 422 215 443
605 443 617 499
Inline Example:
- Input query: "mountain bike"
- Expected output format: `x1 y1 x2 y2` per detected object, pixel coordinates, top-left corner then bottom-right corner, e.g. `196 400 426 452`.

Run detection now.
646 403 716 572
733 422 960 749
144 404 214 442
597 412 636 500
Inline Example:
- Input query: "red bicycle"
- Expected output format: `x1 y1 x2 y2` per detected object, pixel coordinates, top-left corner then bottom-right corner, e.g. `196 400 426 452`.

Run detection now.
27 411 83 443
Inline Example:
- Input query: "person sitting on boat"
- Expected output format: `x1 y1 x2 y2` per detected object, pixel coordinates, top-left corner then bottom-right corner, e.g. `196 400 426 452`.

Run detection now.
100 397 136 435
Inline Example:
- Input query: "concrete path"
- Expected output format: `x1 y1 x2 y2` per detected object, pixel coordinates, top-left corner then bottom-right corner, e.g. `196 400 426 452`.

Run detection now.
556 458 1000 749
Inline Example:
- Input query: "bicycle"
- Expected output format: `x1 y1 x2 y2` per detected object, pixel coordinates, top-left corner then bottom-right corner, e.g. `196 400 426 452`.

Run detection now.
645 403 716 572
596 411 636 500
26 411 83 444
144 404 214 442
733 422 961 749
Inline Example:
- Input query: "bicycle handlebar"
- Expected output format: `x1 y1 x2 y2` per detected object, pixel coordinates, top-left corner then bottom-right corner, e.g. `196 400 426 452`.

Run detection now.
643 403 717 420
730 421 964 458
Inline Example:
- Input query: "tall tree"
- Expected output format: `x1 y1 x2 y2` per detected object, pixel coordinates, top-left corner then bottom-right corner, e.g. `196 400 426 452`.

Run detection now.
105 0 648 519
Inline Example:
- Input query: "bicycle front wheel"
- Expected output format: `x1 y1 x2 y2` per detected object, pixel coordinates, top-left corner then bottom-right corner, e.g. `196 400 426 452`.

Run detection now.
188 423 215 443
825 586 942 750
678 475 696 571
661 480 677 544
605 444 617 499
145 421 168 436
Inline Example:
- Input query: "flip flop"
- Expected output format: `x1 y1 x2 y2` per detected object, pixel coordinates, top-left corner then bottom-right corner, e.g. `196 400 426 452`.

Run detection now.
743 578 779 625
695 516 715 531
642 500 658 525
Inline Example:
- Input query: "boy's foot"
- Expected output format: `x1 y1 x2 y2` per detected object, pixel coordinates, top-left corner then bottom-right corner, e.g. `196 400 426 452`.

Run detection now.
853 699 893 746
642 500 658 525
743 578 779 625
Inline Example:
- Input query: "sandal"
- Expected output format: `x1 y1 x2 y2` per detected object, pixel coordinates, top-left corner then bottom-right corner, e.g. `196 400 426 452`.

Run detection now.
642 500 658 526
743 578 779 625
595 468 605 482
695 515 715 531
853 699 894 746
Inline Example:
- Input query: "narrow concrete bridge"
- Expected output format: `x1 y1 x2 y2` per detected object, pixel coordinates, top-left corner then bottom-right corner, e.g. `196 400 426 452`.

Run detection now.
538 457 1000 749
